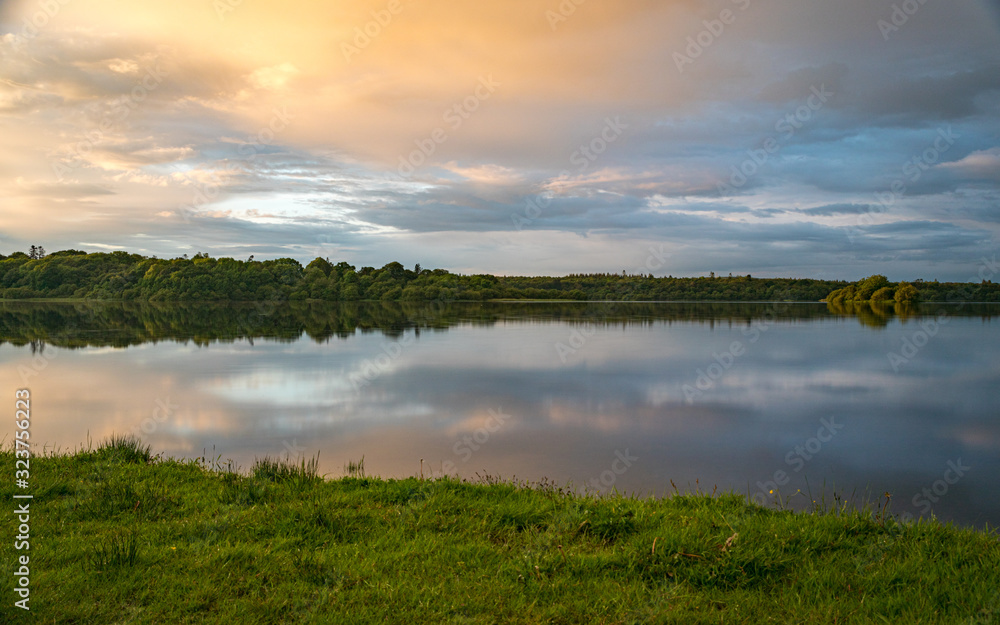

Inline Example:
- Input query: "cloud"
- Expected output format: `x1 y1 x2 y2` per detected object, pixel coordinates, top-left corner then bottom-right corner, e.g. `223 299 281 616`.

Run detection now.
0 0 997 279
14 177 115 198
939 147 1000 181
246 63 300 91
851 65 1000 124
798 203 869 216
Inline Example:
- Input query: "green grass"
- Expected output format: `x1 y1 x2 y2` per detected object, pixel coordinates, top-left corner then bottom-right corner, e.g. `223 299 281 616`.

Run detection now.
2 441 999 624
94 433 152 465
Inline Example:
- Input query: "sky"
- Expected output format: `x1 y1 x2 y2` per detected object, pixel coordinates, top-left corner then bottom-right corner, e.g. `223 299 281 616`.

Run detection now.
1 0 998 280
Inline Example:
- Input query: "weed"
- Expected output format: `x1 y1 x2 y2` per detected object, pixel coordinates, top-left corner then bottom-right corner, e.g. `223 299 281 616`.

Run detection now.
95 433 151 464
344 455 365 478
86 528 141 571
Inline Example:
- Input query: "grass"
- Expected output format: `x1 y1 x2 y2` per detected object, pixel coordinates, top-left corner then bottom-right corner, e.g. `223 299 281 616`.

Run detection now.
2 439 999 624
95 433 152 465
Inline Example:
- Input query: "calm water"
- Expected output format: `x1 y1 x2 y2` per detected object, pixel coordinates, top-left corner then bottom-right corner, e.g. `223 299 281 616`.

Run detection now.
2 301 998 526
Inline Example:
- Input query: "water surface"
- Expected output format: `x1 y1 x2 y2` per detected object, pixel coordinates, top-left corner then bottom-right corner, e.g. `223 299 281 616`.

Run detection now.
2 301 997 527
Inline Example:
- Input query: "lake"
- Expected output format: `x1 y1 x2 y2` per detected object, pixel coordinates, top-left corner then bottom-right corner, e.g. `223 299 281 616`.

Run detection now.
2 300 998 527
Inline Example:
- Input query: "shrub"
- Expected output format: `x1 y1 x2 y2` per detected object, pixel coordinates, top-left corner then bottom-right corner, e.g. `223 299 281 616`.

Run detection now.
895 282 919 303
870 286 895 303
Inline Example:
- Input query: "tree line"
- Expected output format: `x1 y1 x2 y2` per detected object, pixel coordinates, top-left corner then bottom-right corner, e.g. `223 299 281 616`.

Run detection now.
1 249 997 302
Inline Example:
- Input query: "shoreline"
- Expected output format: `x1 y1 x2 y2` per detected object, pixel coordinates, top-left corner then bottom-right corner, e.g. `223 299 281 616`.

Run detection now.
3 437 998 623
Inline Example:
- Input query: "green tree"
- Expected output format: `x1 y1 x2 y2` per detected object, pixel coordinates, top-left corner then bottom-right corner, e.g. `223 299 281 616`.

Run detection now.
853 275 890 301
306 257 333 277
894 282 918 304
870 286 894 303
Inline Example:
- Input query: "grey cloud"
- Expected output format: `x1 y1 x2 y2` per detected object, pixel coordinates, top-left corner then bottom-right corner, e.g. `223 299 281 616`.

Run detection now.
798 203 869 216
751 208 785 218
854 65 1000 124
757 64 850 105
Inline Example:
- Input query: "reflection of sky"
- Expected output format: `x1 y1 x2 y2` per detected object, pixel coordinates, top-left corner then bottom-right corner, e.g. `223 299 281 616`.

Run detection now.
2 316 999 526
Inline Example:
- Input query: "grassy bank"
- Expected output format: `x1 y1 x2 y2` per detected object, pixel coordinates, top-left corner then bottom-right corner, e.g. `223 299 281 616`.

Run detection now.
2 438 999 624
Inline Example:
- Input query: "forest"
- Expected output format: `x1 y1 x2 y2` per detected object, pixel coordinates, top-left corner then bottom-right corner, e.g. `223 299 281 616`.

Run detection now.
1 249 997 303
